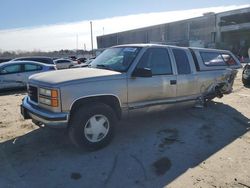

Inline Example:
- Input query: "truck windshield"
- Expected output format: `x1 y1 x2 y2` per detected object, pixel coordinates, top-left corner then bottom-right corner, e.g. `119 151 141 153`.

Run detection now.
90 47 141 72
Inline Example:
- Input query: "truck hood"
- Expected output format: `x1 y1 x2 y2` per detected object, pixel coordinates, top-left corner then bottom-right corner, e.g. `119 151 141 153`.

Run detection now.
29 68 122 86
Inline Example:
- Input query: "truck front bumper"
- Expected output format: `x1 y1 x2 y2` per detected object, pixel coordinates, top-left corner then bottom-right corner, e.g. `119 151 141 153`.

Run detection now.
21 96 68 128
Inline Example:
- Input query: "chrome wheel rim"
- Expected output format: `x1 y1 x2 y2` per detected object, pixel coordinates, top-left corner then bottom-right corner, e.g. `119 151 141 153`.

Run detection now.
84 114 110 143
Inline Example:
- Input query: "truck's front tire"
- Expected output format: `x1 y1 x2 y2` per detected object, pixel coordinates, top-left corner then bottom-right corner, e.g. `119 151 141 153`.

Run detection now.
68 103 116 150
242 78 250 86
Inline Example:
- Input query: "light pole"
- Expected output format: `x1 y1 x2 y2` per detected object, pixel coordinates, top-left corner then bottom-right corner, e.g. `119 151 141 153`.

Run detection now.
90 21 93 56
76 34 78 56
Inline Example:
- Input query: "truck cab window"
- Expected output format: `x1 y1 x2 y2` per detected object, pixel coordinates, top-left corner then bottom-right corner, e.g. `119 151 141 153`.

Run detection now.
137 48 172 75
173 48 191 74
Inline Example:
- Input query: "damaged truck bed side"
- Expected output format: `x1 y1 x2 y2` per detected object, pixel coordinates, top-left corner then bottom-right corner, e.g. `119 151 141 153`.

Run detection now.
21 44 242 150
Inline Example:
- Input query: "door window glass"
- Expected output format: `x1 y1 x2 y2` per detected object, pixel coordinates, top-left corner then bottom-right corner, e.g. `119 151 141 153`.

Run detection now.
0 64 21 74
25 64 42 71
137 48 172 75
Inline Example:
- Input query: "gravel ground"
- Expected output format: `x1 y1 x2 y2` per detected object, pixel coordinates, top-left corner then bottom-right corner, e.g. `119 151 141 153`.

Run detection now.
0 70 249 188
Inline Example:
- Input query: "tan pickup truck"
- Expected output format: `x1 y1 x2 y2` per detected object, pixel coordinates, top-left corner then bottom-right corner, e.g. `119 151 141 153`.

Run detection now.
21 44 241 150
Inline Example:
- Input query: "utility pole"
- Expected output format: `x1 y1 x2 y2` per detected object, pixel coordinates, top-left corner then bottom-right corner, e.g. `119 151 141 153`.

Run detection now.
90 21 93 56
76 34 78 56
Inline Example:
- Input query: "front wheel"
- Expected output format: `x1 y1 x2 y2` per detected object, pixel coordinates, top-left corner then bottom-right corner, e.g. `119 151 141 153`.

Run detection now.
242 78 250 86
68 103 117 150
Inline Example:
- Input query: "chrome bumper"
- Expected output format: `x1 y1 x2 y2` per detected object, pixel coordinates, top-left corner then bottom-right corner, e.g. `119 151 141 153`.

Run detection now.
21 96 68 128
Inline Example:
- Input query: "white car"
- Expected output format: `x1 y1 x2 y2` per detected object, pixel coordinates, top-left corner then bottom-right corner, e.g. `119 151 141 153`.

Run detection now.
0 61 56 90
54 59 78 69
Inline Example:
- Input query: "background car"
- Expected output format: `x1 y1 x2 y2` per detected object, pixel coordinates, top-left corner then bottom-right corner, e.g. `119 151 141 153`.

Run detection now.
0 61 56 90
54 58 78 69
0 58 12 64
242 64 250 85
71 59 94 68
70 63 88 68
69 56 77 61
77 57 87 63
12 56 55 65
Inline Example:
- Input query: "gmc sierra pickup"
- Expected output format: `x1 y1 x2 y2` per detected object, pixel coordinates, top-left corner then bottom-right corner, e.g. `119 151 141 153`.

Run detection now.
21 44 241 150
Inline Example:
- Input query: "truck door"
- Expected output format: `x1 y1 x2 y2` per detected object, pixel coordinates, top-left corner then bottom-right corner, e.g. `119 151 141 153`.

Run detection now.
128 47 177 109
170 48 199 100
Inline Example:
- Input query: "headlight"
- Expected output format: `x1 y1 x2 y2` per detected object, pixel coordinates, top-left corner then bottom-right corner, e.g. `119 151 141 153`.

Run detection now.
39 88 59 107
39 88 51 96
39 88 58 97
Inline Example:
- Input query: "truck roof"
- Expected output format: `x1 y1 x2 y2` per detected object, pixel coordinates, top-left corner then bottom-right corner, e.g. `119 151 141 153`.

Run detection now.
113 43 231 53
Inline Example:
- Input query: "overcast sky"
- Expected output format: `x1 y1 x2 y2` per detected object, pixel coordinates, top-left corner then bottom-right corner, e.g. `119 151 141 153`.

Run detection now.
0 1 249 51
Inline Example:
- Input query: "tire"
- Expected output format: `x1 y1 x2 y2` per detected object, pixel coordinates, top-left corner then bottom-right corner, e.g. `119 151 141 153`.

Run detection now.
68 103 117 150
242 78 250 86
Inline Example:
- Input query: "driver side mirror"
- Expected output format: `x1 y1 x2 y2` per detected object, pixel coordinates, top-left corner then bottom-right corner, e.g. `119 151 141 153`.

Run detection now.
132 68 152 77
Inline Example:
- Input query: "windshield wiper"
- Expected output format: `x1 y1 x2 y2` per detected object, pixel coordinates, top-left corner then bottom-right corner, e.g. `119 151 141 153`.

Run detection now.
95 64 113 70
93 64 124 73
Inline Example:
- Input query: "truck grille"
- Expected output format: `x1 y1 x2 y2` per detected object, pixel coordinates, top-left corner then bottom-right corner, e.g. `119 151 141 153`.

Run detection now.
28 86 38 103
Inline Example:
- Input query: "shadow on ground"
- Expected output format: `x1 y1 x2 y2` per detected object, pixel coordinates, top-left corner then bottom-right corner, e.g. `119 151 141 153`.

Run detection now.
0 88 26 96
243 84 250 89
0 101 249 188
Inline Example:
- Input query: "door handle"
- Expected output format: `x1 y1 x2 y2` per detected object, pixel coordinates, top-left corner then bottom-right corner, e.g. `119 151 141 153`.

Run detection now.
170 80 177 85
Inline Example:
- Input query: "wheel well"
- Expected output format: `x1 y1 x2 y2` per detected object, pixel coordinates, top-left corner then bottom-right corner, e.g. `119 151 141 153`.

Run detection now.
69 95 122 121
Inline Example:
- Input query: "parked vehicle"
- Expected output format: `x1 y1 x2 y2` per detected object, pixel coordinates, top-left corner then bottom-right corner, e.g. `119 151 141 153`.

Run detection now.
242 64 250 85
70 63 88 68
71 59 94 68
0 61 56 90
0 58 12 64
54 58 78 69
69 56 77 61
77 57 87 63
12 56 55 65
21 44 241 150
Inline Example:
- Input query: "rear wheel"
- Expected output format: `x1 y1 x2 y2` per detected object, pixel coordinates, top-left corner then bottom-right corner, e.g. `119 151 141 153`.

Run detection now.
68 103 117 150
